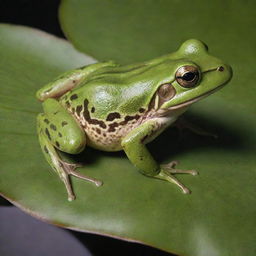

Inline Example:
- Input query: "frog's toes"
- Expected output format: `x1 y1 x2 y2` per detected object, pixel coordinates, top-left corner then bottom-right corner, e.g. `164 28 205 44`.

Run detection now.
68 193 76 202
163 160 179 169
60 161 83 169
179 186 190 195
156 168 192 194
155 161 199 194
59 160 103 187
162 161 198 176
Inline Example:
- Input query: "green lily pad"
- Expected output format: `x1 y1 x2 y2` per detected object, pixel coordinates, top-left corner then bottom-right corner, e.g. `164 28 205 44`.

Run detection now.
59 1 256 254
1 0 256 253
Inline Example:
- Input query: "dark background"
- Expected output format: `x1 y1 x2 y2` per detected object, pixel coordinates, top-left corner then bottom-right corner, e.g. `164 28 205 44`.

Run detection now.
0 1 175 255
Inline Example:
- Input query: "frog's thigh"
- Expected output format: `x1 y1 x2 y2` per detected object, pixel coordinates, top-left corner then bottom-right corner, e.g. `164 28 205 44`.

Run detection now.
121 121 159 176
39 98 86 154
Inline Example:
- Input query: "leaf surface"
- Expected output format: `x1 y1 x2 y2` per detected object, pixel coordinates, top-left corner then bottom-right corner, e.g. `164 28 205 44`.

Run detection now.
1 2 256 253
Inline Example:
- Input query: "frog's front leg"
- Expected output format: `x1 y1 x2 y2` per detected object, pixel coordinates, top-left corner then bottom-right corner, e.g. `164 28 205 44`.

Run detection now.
37 98 102 201
121 120 197 194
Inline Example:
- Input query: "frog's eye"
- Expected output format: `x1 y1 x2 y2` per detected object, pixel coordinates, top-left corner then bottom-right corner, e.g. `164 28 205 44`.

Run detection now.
175 65 200 88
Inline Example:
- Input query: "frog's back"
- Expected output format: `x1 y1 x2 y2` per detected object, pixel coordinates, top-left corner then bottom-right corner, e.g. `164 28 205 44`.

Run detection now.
58 59 178 151
62 59 177 114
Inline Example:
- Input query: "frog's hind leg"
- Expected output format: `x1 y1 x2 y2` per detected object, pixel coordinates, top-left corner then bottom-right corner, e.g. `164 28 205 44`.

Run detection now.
121 120 198 195
37 98 102 201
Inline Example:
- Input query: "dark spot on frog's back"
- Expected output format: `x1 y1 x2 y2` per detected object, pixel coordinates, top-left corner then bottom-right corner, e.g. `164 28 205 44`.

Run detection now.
83 99 107 129
44 118 50 124
76 105 83 116
83 99 90 119
50 124 57 131
106 112 121 121
62 121 68 127
55 141 60 148
91 107 95 113
45 128 51 140
70 94 78 101
65 101 71 108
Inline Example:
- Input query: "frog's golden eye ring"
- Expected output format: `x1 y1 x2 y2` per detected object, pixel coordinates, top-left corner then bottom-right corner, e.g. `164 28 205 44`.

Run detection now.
175 65 200 88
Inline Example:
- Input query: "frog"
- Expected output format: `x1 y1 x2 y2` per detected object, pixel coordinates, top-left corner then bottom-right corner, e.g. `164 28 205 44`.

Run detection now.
36 39 232 201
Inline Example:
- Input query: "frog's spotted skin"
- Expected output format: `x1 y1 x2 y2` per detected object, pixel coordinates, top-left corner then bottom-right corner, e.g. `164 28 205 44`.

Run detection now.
36 39 232 200
62 84 180 152
65 98 152 151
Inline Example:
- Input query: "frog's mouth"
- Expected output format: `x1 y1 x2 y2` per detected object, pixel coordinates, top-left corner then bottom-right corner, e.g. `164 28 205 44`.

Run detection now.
168 82 226 110
157 82 226 117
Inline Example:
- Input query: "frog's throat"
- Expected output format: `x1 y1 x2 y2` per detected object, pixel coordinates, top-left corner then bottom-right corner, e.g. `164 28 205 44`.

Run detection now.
157 82 226 117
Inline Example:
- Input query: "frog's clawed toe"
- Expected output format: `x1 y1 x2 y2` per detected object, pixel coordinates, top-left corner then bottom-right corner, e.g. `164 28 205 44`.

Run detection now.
68 193 76 202
61 161 82 169
59 160 103 187
156 161 198 194
163 160 179 169
162 160 198 176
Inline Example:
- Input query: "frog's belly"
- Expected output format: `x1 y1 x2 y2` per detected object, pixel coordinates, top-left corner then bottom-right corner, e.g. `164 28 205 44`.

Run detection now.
83 115 176 152
84 123 138 152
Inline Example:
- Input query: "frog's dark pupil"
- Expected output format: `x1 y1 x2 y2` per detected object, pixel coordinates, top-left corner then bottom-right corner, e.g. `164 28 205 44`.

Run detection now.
182 72 196 81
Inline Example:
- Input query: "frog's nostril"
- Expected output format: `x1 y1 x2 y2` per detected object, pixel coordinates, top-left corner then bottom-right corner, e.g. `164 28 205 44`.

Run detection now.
217 66 225 72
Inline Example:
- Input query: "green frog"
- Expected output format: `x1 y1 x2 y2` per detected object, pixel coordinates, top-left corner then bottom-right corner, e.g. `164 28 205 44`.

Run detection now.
36 39 232 201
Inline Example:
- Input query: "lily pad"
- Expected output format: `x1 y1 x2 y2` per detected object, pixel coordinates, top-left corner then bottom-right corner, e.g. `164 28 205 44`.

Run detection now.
58 2 256 253
1 0 256 254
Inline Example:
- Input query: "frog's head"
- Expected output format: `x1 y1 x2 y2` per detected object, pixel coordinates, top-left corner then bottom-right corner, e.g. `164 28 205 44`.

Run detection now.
156 39 232 114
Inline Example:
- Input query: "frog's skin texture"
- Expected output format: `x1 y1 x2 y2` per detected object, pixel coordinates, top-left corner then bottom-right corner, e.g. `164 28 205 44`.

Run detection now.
36 39 232 201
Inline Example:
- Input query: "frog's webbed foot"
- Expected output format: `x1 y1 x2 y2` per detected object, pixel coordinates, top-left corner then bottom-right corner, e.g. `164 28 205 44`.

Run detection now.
59 160 103 201
156 161 198 194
